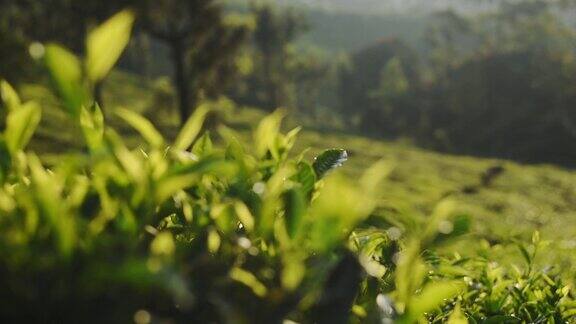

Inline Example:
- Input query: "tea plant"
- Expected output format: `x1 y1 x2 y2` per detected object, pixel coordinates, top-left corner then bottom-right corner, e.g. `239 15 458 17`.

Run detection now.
0 10 392 322
1 9 575 324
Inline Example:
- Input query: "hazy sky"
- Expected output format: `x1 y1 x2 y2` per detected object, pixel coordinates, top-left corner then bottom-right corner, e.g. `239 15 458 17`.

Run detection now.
277 0 498 15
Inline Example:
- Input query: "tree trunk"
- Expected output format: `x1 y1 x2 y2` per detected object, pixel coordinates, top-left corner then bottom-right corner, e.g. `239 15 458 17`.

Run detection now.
172 40 189 125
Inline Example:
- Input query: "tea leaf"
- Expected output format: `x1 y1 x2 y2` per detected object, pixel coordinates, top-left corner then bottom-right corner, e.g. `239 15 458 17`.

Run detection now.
28 154 75 257
173 104 210 151
0 80 21 111
44 44 89 117
151 232 176 256
5 101 41 153
406 281 463 322
282 253 306 290
234 201 255 232
313 149 348 179
293 161 316 198
86 10 135 82
230 268 267 297
360 159 393 193
116 107 164 148
308 174 368 252
191 132 213 157
207 228 221 253
254 109 284 158
80 103 105 152
283 188 306 239
447 304 467 324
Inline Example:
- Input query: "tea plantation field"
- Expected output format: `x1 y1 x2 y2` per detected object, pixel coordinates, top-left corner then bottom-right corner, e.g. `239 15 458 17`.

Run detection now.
22 71 576 275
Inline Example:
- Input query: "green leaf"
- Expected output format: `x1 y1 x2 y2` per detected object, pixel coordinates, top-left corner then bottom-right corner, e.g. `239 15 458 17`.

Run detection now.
212 204 236 234
405 281 463 323
281 252 306 290
156 156 234 201
422 200 457 245
86 10 135 83
80 103 105 152
308 174 369 252
191 132 213 157
116 107 164 148
283 188 306 239
207 228 221 253
234 201 255 232
395 241 427 308
313 149 348 179
150 232 175 256
360 160 393 194
106 129 144 181
0 80 21 111
446 303 467 324
44 44 90 117
293 162 316 198
28 154 76 257
258 166 294 237
517 243 532 266
173 104 210 151
229 267 268 297
5 101 41 153
254 109 284 158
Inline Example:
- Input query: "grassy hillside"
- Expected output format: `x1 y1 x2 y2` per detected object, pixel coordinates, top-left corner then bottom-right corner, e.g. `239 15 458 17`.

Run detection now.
22 71 576 273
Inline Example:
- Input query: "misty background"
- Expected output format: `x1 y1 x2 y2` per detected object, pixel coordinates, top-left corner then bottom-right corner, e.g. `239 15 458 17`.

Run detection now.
3 0 576 165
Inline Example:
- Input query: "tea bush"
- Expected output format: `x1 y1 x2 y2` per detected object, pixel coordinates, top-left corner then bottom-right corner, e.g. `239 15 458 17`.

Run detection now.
0 75 391 323
1 10 576 324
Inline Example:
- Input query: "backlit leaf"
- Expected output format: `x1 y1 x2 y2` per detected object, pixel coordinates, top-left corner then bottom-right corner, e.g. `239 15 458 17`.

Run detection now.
191 132 213 157
406 281 463 322
234 201 255 232
44 44 90 117
80 103 105 152
116 107 164 148
173 104 210 151
230 267 267 297
283 188 306 239
86 10 135 82
254 109 284 158
447 304 467 324
5 101 41 153
0 80 21 111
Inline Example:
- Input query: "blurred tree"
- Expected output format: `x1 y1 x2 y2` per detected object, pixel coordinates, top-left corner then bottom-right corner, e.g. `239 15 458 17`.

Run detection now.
291 48 331 115
0 0 130 54
0 0 131 104
411 0 576 164
481 0 573 54
251 4 308 110
137 0 250 124
338 38 420 129
369 57 409 103
424 10 477 83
